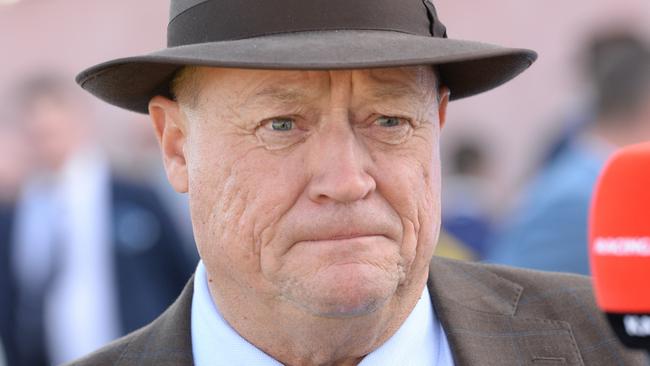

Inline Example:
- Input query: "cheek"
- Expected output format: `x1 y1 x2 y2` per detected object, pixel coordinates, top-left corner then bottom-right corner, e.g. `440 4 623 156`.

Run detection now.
416 134 442 255
186 135 307 282
373 132 441 276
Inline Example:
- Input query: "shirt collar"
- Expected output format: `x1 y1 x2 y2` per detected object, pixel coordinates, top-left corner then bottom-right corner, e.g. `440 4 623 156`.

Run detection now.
191 260 452 365
191 261 281 366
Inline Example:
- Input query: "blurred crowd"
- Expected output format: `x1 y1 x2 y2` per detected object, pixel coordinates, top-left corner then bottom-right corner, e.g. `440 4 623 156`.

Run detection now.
484 32 650 273
0 4 649 365
0 75 198 365
443 30 650 272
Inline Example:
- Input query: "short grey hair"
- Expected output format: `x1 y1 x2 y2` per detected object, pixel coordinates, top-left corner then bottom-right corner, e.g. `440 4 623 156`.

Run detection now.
170 66 202 109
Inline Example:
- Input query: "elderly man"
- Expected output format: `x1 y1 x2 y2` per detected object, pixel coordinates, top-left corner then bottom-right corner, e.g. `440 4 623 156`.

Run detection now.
71 0 646 365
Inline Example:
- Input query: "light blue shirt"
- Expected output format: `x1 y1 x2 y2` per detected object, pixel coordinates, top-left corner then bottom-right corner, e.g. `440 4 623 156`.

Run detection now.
191 261 454 365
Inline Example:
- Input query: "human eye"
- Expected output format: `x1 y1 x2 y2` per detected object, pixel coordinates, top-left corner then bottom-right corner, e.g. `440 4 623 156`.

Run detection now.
267 117 294 131
375 116 403 128
255 116 307 150
361 115 413 145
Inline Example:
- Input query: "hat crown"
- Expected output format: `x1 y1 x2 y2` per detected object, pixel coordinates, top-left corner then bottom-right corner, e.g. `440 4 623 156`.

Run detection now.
169 0 209 21
166 0 446 48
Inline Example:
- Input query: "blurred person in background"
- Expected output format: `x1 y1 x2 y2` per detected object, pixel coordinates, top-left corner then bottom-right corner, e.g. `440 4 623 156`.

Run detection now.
486 31 650 275
0 117 31 366
441 138 493 258
3 74 196 366
105 113 197 264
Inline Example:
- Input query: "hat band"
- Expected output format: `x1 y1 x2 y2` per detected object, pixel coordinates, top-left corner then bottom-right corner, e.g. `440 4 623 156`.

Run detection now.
167 0 447 47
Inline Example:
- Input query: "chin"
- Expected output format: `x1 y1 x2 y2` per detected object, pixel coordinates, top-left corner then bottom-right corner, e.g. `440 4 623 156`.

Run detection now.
289 263 400 318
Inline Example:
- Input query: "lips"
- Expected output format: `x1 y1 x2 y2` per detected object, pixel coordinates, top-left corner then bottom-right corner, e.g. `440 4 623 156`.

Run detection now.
274 202 403 249
301 233 387 243
287 216 399 246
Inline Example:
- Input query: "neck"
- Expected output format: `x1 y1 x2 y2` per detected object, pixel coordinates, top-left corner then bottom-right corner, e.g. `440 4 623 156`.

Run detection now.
208 272 428 366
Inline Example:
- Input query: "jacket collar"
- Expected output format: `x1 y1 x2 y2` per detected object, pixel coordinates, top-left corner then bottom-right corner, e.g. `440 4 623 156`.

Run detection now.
428 257 584 365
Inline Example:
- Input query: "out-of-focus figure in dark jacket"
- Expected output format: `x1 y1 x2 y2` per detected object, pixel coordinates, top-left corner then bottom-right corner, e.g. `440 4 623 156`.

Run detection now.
0 74 197 366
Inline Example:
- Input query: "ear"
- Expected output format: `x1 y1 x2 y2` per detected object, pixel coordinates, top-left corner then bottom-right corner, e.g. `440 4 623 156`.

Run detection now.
437 85 450 128
149 95 189 193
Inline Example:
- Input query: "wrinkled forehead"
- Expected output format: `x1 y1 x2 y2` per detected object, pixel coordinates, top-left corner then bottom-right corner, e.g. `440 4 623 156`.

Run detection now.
188 66 438 103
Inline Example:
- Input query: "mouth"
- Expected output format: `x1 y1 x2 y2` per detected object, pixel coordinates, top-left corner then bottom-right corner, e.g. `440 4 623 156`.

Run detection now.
323 233 384 240
299 234 389 245
303 233 386 242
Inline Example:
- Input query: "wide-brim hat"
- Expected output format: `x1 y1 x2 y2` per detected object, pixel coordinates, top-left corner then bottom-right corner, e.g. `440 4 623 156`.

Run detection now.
77 0 537 114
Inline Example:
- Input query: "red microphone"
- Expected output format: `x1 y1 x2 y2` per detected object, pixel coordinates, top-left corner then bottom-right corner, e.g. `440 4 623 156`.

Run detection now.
589 141 650 350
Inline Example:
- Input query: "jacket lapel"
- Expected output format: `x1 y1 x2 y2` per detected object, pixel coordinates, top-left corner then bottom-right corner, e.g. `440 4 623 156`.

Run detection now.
428 257 584 365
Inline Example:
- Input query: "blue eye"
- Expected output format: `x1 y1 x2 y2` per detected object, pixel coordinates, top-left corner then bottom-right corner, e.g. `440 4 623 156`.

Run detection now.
270 118 294 131
376 116 402 127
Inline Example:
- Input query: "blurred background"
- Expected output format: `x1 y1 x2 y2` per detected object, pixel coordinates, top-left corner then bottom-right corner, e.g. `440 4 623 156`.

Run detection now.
0 0 648 365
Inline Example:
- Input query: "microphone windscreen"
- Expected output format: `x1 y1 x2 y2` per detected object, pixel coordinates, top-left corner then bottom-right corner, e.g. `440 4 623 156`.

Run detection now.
589 142 650 350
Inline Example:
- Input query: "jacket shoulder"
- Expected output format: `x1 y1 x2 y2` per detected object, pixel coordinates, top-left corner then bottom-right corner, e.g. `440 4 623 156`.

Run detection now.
461 260 600 318
63 327 145 365
477 260 594 294
439 259 648 365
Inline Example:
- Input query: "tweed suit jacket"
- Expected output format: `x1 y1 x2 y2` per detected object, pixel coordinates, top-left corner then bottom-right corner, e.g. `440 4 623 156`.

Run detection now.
67 257 647 365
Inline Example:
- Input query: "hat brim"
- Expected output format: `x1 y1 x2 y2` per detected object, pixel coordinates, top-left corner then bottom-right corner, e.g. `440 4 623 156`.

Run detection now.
77 30 537 114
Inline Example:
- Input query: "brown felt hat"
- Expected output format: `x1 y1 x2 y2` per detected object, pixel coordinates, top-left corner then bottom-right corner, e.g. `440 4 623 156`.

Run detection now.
76 0 537 114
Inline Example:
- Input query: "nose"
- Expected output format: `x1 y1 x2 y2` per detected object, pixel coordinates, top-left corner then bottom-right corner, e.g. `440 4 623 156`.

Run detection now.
307 122 376 204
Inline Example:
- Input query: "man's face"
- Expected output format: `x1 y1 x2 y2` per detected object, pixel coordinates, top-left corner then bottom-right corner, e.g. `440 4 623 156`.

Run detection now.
24 96 87 170
154 66 446 317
